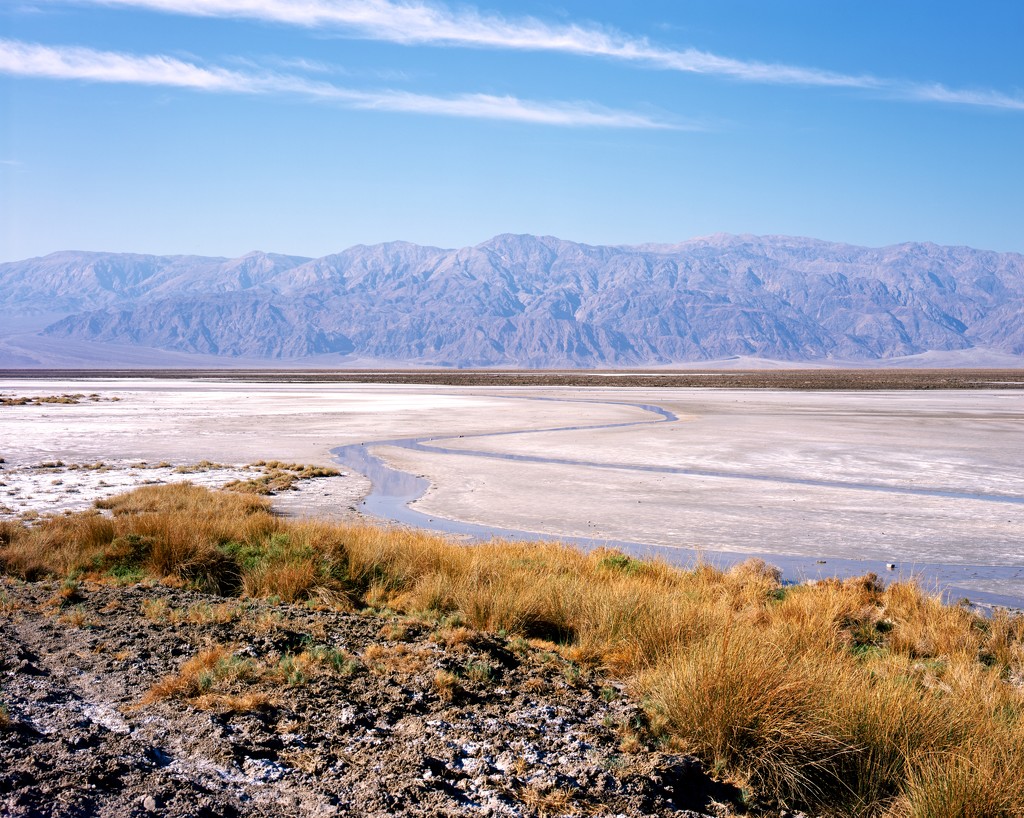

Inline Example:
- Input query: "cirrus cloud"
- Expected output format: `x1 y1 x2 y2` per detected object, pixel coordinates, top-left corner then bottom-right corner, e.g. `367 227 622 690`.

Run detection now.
0 38 679 128
42 0 1024 111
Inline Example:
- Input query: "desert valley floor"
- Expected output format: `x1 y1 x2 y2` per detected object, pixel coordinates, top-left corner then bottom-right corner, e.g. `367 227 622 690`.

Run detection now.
1 374 1022 608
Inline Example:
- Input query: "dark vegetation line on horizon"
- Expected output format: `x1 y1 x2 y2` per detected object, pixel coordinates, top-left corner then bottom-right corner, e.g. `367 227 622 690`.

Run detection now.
2 369 1023 390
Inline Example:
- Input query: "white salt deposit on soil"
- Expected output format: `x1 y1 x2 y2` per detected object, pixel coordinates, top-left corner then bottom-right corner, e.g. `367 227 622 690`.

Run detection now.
0 459 256 519
0 458 362 522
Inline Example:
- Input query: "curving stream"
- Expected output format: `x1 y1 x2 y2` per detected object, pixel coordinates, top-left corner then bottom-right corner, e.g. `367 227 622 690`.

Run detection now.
333 396 1024 610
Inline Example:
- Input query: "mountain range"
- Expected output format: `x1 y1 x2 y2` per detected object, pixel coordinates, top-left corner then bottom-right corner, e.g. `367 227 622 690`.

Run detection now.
2 233 1023 368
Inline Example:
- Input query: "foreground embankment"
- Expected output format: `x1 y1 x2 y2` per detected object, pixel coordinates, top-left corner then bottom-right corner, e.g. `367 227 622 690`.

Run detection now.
1 577 736 818
2 484 1023 817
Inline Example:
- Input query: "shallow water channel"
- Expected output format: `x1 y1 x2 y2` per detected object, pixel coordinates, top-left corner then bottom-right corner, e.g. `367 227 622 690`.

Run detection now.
333 397 1024 611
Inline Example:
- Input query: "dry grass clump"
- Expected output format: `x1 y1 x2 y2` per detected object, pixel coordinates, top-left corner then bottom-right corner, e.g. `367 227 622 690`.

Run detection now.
141 597 243 625
224 462 341 495
251 460 340 477
144 640 360 711
184 601 245 625
300 644 362 676
362 643 433 677
3 483 1023 815
2 513 116 580
0 587 20 614
171 460 227 474
430 625 477 648
0 520 23 547
517 784 584 816
58 606 98 629
432 669 462 702
145 644 259 702
896 743 1024 818
1 392 120 406
1 483 280 592
272 645 362 686
222 473 299 495
140 597 171 623
2 393 83 406
95 482 268 517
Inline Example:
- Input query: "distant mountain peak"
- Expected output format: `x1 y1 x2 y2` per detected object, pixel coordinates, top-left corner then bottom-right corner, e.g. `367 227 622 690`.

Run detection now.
2 234 1023 367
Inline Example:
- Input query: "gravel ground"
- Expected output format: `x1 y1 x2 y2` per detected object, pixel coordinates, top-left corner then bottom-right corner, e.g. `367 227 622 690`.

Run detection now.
0 577 745 818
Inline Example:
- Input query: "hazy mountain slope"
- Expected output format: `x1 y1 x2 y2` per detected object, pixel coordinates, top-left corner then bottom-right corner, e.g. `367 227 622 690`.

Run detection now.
45 295 354 359
0 251 311 312
5 234 1024 366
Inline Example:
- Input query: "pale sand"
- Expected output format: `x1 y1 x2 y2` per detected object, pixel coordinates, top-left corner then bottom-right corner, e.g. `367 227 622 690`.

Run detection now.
2 379 1022 601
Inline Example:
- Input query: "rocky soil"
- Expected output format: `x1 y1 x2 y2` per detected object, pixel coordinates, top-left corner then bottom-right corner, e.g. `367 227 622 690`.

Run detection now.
0 577 741 818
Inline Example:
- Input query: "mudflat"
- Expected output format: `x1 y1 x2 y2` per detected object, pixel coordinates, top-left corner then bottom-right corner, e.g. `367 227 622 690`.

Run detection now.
1 374 1022 606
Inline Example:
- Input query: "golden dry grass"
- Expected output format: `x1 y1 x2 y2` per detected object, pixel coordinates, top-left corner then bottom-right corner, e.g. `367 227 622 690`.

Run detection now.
517 784 584 816
143 639 360 710
2 483 1023 815
432 669 462 702
140 597 243 625
223 462 340 495
144 644 257 702
0 588 19 614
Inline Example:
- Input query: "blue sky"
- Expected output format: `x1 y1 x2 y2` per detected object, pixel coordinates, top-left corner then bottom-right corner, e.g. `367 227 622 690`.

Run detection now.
2 0 1023 261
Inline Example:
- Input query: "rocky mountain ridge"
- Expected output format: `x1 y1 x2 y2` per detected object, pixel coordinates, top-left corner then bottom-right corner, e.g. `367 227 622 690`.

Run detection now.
2 234 1023 366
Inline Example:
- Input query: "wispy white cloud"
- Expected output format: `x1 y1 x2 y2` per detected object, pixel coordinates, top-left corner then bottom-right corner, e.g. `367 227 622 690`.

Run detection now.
0 38 251 90
0 38 675 128
238 54 414 83
56 0 877 87
902 83 1024 112
255 55 338 75
53 0 1024 110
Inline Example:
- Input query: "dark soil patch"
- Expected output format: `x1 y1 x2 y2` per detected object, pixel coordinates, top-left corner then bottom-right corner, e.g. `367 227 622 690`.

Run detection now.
0 577 742 817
